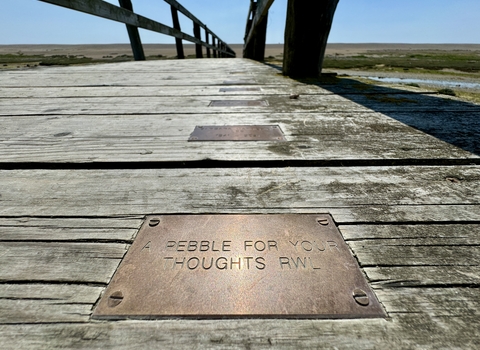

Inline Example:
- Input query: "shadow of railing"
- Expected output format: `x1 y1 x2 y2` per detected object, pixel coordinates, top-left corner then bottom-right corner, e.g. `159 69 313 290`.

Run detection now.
305 76 480 157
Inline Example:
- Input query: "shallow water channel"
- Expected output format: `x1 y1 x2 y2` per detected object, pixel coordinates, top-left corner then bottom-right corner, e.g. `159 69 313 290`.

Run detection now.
367 76 480 90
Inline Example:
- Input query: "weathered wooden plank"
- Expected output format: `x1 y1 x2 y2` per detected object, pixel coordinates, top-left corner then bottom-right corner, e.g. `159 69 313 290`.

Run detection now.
366 266 480 287
0 242 126 283
350 242 479 266
0 308 476 349
0 284 102 324
0 85 318 98
0 217 141 241
4 93 479 116
1 84 430 98
0 167 478 222
0 112 476 163
376 288 480 317
339 224 480 240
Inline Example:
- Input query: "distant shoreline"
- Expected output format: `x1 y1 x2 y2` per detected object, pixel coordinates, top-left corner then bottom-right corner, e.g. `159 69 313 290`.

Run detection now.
1 43 479 59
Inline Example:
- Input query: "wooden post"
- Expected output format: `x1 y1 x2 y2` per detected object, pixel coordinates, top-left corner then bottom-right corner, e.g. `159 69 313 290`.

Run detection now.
170 6 184 59
193 23 203 58
205 28 211 58
118 0 145 61
243 0 274 61
212 37 217 58
283 0 339 77
243 12 268 61
220 43 225 58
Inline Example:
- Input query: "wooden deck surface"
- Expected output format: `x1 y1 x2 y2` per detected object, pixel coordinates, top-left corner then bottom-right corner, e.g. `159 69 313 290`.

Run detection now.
0 58 479 349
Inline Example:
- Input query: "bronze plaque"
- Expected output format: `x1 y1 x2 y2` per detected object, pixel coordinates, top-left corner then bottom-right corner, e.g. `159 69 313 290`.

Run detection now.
93 214 385 319
219 87 261 92
188 125 286 141
222 80 256 85
209 100 268 107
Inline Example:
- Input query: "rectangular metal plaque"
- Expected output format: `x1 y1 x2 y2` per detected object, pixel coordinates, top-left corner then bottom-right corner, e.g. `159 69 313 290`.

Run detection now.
93 214 385 319
209 100 268 107
188 125 286 141
219 87 261 92
222 80 256 85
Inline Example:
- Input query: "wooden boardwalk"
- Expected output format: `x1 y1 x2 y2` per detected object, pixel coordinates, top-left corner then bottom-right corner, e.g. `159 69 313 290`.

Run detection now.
0 58 479 348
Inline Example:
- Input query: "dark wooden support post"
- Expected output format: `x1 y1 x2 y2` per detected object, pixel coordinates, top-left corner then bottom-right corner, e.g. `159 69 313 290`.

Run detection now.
212 37 217 58
205 28 211 58
193 22 203 58
170 5 184 59
118 0 145 61
243 12 268 61
220 43 225 58
283 0 339 77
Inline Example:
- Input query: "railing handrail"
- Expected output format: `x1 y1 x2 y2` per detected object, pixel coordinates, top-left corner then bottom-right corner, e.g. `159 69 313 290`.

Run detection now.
38 0 235 58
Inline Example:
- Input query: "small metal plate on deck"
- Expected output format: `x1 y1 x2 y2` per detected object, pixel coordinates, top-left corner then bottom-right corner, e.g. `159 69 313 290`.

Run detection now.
223 80 256 85
188 125 286 141
219 87 261 92
209 100 268 107
93 214 385 319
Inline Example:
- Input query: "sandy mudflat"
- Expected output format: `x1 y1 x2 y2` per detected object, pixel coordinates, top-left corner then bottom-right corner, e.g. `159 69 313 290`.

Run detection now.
2 43 480 59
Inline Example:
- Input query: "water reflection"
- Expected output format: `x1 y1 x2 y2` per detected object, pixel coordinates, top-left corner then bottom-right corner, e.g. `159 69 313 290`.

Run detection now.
367 76 480 90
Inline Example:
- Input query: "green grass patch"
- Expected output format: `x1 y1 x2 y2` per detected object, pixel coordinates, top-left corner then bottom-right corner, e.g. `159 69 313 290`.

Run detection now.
438 88 456 96
323 51 480 73
0 53 136 67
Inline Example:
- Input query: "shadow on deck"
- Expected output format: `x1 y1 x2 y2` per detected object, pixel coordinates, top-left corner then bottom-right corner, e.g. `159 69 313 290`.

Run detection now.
307 76 480 157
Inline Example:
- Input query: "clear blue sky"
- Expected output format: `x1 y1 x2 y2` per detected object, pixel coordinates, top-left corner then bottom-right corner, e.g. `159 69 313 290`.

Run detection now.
1 0 480 45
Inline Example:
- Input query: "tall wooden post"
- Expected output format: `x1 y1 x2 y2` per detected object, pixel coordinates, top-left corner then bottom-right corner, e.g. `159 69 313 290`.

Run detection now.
243 0 273 61
170 6 184 59
283 0 339 77
243 12 268 61
193 23 203 58
118 0 145 61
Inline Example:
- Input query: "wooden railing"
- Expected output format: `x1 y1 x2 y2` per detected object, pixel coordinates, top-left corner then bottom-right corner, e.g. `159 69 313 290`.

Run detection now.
38 0 236 59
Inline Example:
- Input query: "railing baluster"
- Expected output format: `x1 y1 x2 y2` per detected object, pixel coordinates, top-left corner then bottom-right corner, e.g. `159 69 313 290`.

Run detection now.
212 37 217 58
205 28 211 58
118 0 145 61
170 6 185 59
193 22 203 58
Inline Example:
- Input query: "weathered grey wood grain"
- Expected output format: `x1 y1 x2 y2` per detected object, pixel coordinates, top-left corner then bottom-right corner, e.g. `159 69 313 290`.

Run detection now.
0 284 102 324
0 307 477 349
1 94 381 116
1 57 479 349
0 167 478 222
0 112 476 163
0 217 141 241
350 242 479 266
366 266 480 287
0 242 127 283
339 224 480 240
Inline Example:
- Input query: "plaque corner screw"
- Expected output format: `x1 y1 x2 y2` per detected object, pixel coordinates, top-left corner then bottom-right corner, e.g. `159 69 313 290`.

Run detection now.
317 218 329 226
108 291 124 308
149 218 160 227
353 289 370 306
